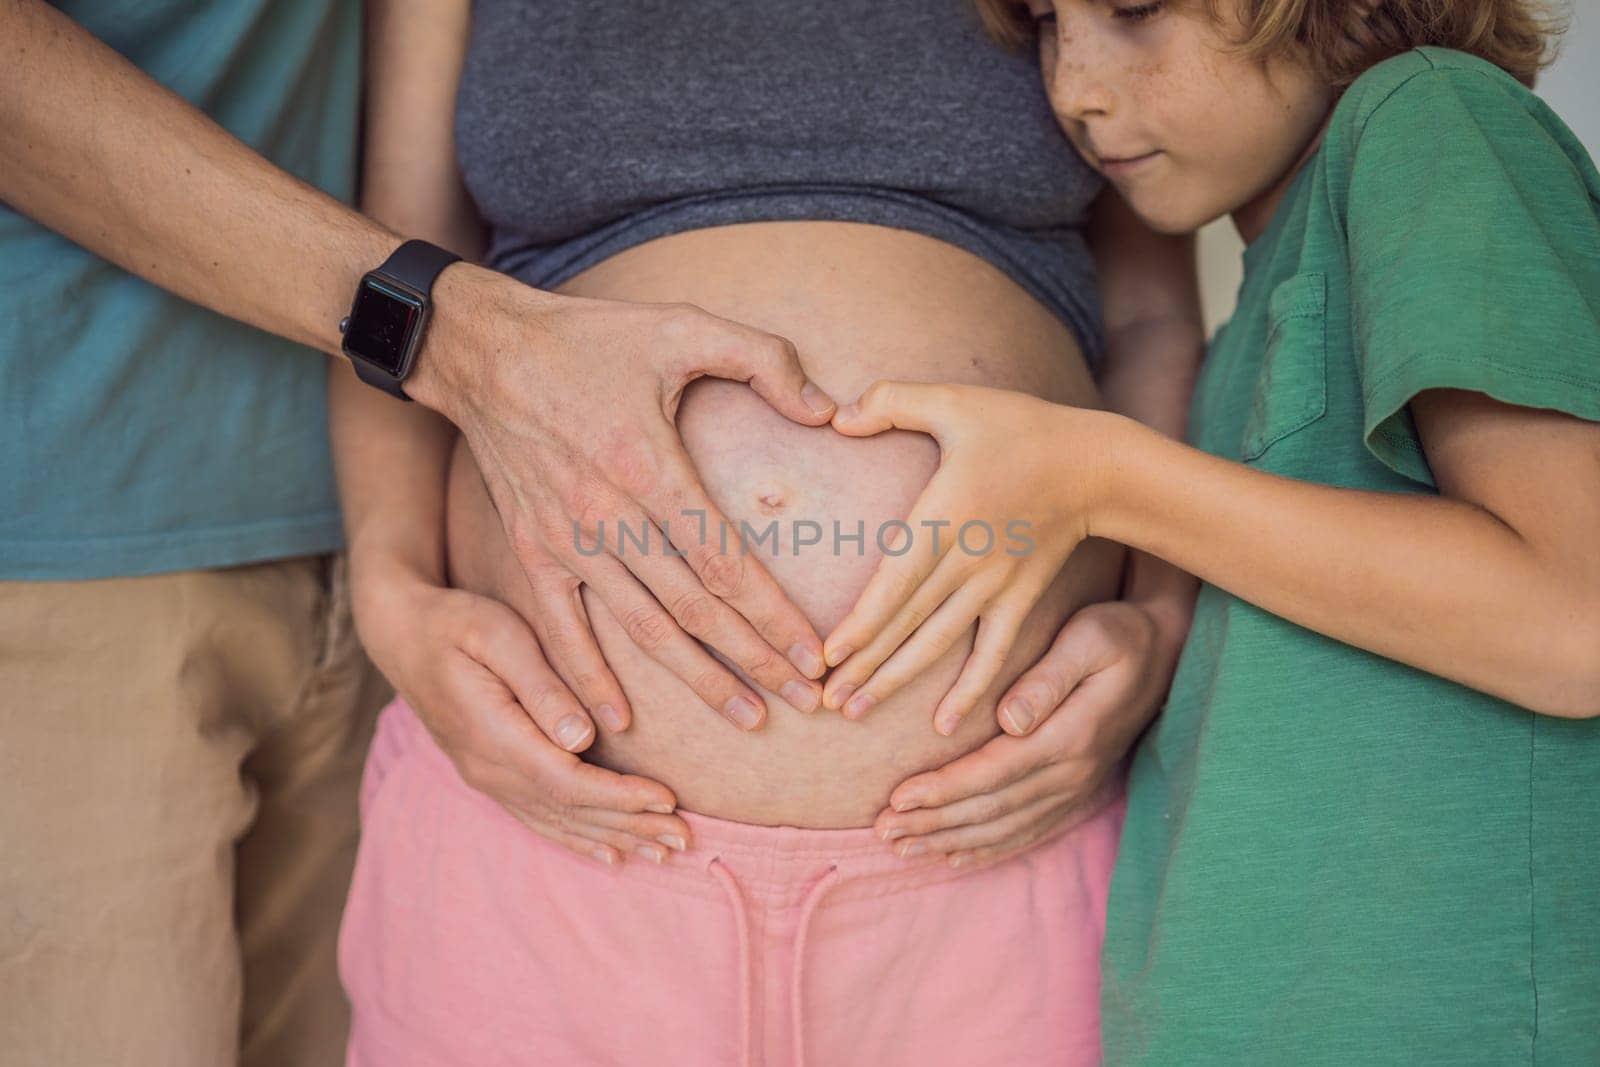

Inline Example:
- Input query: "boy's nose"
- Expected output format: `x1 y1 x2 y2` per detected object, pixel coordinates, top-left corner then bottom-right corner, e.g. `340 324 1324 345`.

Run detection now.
1048 46 1114 122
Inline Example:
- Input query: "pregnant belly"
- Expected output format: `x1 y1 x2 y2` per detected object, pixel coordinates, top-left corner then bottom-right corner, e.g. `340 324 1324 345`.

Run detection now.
448 221 1123 827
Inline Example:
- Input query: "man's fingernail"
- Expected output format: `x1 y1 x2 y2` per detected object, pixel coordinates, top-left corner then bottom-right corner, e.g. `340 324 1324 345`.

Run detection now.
836 402 860 421
949 854 970 869
802 381 835 415
999 697 1035 734
897 841 928 858
726 695 764 730
657 834 687 852
828 681 856 710
556 714 593 751
880 826 907 843
646 802 676 815
781 680 821 714
788 642 825 679
893 796 923 813
825 643 855 669
636 845 666 865
844 692 876 719
596 704 627 732
593 848 617 866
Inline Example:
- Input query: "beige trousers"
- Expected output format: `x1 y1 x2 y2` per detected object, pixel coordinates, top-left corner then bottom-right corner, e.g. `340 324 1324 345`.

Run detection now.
0 554 390 1067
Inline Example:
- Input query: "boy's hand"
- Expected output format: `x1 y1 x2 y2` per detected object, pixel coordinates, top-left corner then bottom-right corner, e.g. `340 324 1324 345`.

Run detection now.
351 555 691 867
821 381 1118 733
871 598 1184 868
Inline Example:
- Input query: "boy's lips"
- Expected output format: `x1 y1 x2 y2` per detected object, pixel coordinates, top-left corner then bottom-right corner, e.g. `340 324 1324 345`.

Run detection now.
1096 150 1162 176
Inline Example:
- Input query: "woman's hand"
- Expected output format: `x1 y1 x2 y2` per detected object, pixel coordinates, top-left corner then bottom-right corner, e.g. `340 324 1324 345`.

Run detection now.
871 596 1188 868
351 552 692 867
820 380 1119 733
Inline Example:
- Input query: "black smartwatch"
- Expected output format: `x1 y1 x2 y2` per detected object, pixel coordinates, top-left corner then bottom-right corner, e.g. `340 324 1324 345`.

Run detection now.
339 239 462 401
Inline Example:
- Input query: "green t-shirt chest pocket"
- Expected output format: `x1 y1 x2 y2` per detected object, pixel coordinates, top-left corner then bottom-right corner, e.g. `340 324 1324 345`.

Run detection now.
1240 272 1329 462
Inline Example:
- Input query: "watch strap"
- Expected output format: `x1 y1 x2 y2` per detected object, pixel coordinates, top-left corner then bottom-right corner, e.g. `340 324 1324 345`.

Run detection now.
375 238 462 297
352 353 411 400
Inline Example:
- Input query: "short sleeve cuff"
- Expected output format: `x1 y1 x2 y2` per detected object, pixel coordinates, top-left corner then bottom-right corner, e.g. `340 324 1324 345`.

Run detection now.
1363 350 1600 486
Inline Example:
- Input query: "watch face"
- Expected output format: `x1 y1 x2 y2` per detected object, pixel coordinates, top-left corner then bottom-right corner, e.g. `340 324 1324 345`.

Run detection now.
344 277 424 375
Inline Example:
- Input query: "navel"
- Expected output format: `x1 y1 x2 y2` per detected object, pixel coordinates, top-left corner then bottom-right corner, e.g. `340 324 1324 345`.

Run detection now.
755 488 790 516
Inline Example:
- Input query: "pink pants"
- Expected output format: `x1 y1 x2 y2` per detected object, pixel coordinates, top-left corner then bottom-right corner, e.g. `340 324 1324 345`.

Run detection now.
339 699 1123 1067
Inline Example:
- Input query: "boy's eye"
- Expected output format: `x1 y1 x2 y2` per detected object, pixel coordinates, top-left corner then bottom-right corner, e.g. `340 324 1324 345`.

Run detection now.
1111 1 1163 21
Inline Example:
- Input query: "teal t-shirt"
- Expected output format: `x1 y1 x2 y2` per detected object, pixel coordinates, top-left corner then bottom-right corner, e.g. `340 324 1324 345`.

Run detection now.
0 1 359 580
1101 50 1600 1065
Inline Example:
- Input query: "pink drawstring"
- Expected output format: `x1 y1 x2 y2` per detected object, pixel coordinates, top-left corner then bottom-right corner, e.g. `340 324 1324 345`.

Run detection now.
707 857 754 1067
708 856 842 1067
790 865 841 1067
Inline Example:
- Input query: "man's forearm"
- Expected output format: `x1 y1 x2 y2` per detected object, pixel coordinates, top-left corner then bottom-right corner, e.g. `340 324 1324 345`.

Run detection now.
0 0 396 356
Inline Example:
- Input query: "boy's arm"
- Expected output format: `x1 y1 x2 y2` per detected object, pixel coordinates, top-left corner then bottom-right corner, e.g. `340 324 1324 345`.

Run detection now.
1092 390 1600 719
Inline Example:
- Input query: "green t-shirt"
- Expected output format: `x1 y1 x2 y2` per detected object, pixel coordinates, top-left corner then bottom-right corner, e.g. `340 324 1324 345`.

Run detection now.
1101 50 1600 1065
0 1 358 580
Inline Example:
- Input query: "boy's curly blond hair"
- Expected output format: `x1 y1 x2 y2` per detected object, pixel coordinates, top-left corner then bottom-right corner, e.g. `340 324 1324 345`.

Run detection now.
975 0 1564 88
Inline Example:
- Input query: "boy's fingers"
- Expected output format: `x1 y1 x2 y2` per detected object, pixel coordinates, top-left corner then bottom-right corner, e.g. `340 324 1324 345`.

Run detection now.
825 555 979 715
831 580 985 720
822 511 965 674
830 379 959 437
932 596 1034 736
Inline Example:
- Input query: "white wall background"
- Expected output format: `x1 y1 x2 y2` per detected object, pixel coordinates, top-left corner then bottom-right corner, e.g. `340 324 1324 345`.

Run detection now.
1197 0 1600 335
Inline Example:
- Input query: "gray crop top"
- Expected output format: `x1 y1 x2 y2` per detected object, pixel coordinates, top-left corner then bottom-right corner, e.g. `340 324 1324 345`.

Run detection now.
455 0 1107 365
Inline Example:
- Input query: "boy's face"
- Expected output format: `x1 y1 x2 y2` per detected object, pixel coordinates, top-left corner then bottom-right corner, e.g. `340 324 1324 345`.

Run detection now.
1023 0 1332 236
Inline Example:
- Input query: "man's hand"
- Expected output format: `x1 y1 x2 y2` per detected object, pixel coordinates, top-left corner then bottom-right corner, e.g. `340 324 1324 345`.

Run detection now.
351 553 692 866
447 435 835 732
871 598 1186 869
409 276 831 727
